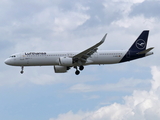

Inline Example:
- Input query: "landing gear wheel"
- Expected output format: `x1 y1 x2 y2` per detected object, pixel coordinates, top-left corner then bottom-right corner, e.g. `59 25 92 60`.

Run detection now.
20 71 24 74
79 66 84 71
20 66 24 74
75 70 80 75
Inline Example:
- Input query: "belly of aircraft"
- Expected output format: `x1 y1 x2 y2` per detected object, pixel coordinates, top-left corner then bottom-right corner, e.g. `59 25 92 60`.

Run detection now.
89 54 125 64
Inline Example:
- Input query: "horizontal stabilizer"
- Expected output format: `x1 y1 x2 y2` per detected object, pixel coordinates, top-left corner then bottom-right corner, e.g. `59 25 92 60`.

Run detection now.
137 47 154 54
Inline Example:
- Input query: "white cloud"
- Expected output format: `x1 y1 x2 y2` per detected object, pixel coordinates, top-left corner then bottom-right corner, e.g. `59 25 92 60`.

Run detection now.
151 66 160 91
75 3 90 11
111 15 155 29
5 4 91 52
31 7 90 33
50 66 160 120
104 0 145 19
53 11 90 32
69 78 149 93
112 0 145 3
49 111 91 120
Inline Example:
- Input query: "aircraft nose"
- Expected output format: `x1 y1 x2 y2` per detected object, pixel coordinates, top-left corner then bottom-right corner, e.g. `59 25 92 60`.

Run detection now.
4 59 11 65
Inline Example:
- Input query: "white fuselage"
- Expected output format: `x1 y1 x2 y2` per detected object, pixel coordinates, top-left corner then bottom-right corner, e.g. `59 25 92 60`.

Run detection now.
4 30 154 75
5 50 127 66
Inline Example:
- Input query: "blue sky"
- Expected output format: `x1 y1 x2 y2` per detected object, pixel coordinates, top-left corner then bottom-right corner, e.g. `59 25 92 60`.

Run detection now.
1 0 160 120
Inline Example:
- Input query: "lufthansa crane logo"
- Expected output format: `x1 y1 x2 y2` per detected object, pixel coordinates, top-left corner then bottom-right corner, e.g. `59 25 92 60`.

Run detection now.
136 39 146 49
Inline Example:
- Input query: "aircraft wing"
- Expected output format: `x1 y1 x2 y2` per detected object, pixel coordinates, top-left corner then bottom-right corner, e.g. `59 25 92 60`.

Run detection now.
73 33 107 63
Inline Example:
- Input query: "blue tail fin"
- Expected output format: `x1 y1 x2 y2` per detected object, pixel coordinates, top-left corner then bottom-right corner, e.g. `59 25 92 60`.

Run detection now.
120 30 149 62
129 30 149 52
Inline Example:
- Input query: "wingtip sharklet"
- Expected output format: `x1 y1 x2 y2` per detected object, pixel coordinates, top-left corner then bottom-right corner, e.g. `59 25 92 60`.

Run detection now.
100 33 107 43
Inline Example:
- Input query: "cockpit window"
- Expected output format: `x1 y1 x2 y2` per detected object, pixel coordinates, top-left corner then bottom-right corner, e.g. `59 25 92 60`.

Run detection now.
10 55 16 58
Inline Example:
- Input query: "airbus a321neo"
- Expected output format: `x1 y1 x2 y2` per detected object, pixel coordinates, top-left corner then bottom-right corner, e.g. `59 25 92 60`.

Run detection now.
5 30 154 75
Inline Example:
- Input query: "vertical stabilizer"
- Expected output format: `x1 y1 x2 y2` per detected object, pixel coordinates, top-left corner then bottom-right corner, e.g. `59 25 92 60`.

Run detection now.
129 30 149 52
120 30 150 62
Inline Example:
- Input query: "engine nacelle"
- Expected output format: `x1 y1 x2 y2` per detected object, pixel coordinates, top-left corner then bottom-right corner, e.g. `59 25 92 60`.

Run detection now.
54 65 67 73
59 57 73 66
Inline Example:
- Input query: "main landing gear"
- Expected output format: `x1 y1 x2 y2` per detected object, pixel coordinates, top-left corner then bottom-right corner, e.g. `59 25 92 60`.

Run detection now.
20 66 24 74
74 66 84 75
19 66 84 75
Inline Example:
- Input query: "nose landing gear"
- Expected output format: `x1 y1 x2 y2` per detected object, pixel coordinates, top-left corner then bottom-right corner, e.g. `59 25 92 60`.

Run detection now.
20 66 24 74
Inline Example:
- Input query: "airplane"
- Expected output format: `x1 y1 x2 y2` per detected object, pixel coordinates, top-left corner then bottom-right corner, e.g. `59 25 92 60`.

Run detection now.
4 30 154 75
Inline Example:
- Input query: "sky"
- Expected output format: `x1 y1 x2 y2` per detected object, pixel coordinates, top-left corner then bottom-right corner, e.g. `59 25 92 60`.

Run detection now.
1 0 160 120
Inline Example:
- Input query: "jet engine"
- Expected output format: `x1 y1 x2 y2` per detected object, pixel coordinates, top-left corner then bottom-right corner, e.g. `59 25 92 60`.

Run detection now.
54 65 67 73
59 57 73 66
